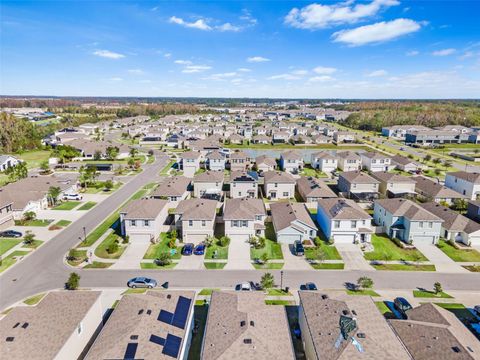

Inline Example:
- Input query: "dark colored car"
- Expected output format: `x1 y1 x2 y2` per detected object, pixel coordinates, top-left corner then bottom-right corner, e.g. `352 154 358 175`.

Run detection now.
300 282 318 291
394 297 413 317
127 277 157 289
0 230 23 238
194 244 206 255
182 243 194 256
293 240 305 256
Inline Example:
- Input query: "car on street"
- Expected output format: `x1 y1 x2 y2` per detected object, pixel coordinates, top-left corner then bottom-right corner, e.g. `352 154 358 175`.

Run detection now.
293 240 305 256
194 243 206 255
63 193 83 201
474 305 480 316
0 230 23 238
182 243 194 256
300 282 318 291
236 282 252 291
127 277 157 289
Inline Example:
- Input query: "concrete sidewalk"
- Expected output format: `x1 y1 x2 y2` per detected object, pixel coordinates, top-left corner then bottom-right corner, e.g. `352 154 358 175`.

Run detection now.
110 240 151 270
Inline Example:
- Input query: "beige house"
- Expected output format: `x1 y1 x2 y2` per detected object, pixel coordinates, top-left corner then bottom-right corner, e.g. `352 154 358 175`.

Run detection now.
151 176 191 205
175 198 217 243
193 170 224 199
270 202 317 244
180 151 201 177
413 176 466 205
338 171 380 201
0 291 103 360
296 176 337 207
336 151 361 172
360 152 393 172
254 155 277 173
311 152 337 174
229 151 250 171
230 171 258 198
263 171 296 200
333 131 356 144
223 197 266 241
201 291 295 360
371 171 416 198
280 150 304 174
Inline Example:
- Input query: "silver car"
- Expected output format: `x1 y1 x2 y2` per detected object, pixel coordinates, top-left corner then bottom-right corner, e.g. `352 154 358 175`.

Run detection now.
127 277 157 289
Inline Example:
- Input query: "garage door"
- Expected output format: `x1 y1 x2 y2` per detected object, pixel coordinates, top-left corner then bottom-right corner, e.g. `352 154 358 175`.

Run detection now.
187 234 209 244
229 234 250 242
414 236 436 244
129 233 152 243
277 234 302 244
333 234 355 244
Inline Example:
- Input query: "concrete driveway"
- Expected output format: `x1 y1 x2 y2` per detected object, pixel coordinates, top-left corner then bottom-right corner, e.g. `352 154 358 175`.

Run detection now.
335 243 373 271
415 243 468 273
282 244 311 270
224 239 253 270
111 239 151 270
176 253 205 270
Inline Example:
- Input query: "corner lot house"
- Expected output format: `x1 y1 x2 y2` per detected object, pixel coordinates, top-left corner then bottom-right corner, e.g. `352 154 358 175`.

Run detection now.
336 151 361 172
413 176 466 205
270 202 317 244
120 199 170 242
420 202 480 246
0 291 103 360
151 176 191 205
338 171 379 201
445 171 480 200
317 198 373 244
280 150 304 174
298 291 411 360
391 154 423 173
0 155 21 171
296 176 337 207
206 150 226 171
311 152 337 174
201 291 295 360
223 198 266 240
230 171 259 198
85 291 195 360
174 198 217 243
179 151 201 177
373 198 443 244
193 170 224 199
263 171 296 200
371 171 416 198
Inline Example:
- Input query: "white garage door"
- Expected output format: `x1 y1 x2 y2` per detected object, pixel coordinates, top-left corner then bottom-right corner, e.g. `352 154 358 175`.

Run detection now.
277 234 302 244
229 234 250 242
187 234 208 244
129 233 152 243
414 236 436 244
333 234 355 244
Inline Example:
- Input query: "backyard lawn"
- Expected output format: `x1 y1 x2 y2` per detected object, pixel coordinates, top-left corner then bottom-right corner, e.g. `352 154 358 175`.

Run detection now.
250 239 283 260
300 166 328 178
78 201 97 211
53 201 81 210
143 233 181 260
436 240 480 262
364 234 428 262
0 238 22 256
94 233 126 259
187 305 208 360
17 150 51 169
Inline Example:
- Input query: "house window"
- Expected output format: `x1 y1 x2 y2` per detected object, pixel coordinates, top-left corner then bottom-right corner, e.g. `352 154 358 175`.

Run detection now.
351 221 357 228
428 222 433 228
189 220 193 227
242 220 248 227
255 215 262 221
283 192 289 197
419 222 423 228
131 220 136 227
274 183 278 188
334 221 340 229
233 220 238 227
202 220 206 227
144 220 149 226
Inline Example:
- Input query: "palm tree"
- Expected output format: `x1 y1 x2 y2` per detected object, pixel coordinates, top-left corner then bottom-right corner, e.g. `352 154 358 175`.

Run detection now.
47 186 62 206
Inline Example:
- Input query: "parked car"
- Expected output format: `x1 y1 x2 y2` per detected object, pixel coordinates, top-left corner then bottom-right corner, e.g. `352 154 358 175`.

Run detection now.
474 305 480 316
63 193 83 201
127 277 157 289
236 282 252 291
194 243 206 255
394 297 413 317
300 282 318 291
293 240 305 256
0 230 23 238
182 243 194 256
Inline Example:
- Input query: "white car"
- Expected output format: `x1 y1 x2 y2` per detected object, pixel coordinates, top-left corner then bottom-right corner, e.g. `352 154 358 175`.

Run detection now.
63 193 83 201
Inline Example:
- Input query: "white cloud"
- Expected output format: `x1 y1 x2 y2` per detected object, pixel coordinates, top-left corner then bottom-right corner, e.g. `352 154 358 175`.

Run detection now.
267 73 302 80
128 69 144 75
109 77 123 81
332 18 421 46
285 0 400 29
308 75 335 82
216 22 241 32
291 69 308 75
406 50 419 56
237 68 251 72
203 72 238 80
367 69 388 77
93 50 125 59
247 56 270 63
313 66 337 74
240 9 257 25
174 59 192 65
139 79 152 83
182 65 212 73
164 53 172 58
169 16 212 31
432 48 456 56
459 51 475 60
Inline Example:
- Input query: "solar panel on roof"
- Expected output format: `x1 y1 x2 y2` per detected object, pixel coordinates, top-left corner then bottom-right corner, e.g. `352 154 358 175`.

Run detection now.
124 343 138 360
158 310 174 324
171 296 192 329
150 334 165 346
162 334 182 358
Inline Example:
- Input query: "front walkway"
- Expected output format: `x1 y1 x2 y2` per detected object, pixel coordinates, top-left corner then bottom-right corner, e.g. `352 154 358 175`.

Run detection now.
224 239 253 270
336 243 373 271
281 244 311 270
415 243 468 273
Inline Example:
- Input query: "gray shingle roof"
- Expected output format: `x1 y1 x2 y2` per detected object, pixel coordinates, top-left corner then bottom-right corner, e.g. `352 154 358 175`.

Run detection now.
420 202 480 233
375 199 443 221
317 198 371 220
270 202 316 231
223 198 265 220
175 198 217 220
121 198 168 219
263 171 296 184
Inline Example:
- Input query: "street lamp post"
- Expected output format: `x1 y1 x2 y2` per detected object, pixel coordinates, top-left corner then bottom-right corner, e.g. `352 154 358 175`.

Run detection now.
83 227 87 242
280 270 284 291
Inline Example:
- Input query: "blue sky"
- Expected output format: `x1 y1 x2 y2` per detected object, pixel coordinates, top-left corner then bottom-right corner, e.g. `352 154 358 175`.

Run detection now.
1 0 479 98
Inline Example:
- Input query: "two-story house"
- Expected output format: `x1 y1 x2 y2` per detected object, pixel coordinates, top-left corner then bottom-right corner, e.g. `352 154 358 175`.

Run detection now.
337 171 380 201
391 154 423 173
229 151 250 171
371 171 417 198
296 176 337 207
229 171 258 198
254 155 277 173
270 202 317 244
310 152 337 174
263 171 296 200
206 150 226 171
333 131 356 144
445 172 480 201
0 199 14 231
193 170 224 200
174 198 217 243
223 198 266 241
360 152 392 172
413 176 466 205
150 176 191 206
179 151 202 177
280 150 304 174
336 151 362 172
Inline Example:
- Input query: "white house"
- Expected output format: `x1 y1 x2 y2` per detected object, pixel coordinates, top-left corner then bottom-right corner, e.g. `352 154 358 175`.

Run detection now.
0 155 21 172
180 151 202 177
229 171 258 198
255 155 277 173
206 150 226 171
310 152 337 174
263 171 296 200
193 170 224 199
270 202 317 244
360 152 392 172
445 172 480 201
280 150 304 174
336 151 361 172
223 198 266 241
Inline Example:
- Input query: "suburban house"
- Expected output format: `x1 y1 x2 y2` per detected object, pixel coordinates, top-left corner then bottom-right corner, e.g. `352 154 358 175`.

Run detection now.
193 170 224 200
336 151 362 172
229 171 259 199
263 171 296 200
389 303 480 359
381 125 431 139
272 131 290 144
298 291 411 360
150 176 191 205
317 198 373 244
119 198 170 242
360 152 392 172
206 150 226 171
333 131 356 144
371 171 417 198
0 199 14 231
201 291 295 360
420 202 480 246
229 151 250 171
337 171 380 201
174 199 217 243
280 150 304 174
310 152 337 174
413 176 466 205
373 198 443 244
223 198 266 240
0 155 21 172
68 139 130 159
467 200 480 222
445 171 480 200
252 134 271 144
254 155 277 173
85 291 195 360
391 154 423 173
179 151 201 177
296 176 337 207
270 202 317 244
0 291 103 360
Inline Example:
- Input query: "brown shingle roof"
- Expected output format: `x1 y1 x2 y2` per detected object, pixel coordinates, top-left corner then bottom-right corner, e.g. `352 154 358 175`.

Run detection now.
223 198 266 220
263 171 295 184
175 198 217 220
121 198 168 219
375 199 442 221
296 176 338 199
270 202 317 231
152 176 191 197
194 170 225 183
340 171 379 185
317 198 371 220
413 176 466 199
371 171 416 184
420 202 480 233
447 171 480 184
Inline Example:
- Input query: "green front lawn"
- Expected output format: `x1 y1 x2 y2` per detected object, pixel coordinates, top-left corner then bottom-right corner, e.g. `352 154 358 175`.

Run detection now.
53 201 81 210
372 264 436 271
306 240 342 261
346 289 380 297
375 301 393 316
463 265 480 272
198 288 219 296
204 262 226 269
79 213 119 247
14 219 52 227
205 243 229 260
94 233 126 259
250 239 283 260
413 289 453 298
266 289 292 296
55 219 72 227
78 201 97 211
24 293 46 305
364 234 428 262
140 262 177 269
436 240 480 262
143 233 181 260
253 262 284 269
0 238 22 256
84 261 113 269
311 263 345 270
23 240 43 249
0 251 29 273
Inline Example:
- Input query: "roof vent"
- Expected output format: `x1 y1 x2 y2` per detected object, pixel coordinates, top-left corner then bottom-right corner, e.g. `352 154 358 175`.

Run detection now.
21 323 29 329
12 323 20 329
357 333 366 339
452 347 461 353
244 339 252 344
6 337 14 342
147 309 152 315
250 321 255 327
240 321 246 327
321 294 328 300
351 310 357 316
138 309 144 315
167 294 172 299
130 335 138 340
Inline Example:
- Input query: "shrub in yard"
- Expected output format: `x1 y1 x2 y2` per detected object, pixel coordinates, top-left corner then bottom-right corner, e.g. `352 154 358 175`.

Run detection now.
204 236 216 247
107 240 119 254
23 211 37 221
156 252 172 266
48 225 62 231
357 276 374 290
66 272 80 290
260 272 275 290
23 231 35 246
104 180 114 191
261 253 269 264
218 236 230 247
433 282 443 294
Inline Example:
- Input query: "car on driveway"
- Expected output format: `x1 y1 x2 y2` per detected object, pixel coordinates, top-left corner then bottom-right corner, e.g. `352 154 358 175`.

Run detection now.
182 243 194 256
0 230 23 238
300 282 318 291
394 297 413 318
127 277 157 289
293 240 304 256
194 243 206 255
63 193 83 201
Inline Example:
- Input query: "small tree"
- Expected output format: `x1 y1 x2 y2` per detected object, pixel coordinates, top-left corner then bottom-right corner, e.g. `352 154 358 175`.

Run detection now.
23 211 36 221
23 231 35 246
170 229 177 241
40 160 50 174
128 157 135 169
48 186 62 206
424 154 432 162
433 282 443 294
432 158 441 165
104 180 114 191
93 150 102 161
434 168 441 176
106 240 119 254
219 236 230 247
66 272 80 290
452 199 467 213
357 276 374 290
260 272 275 290
156 252 172 266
